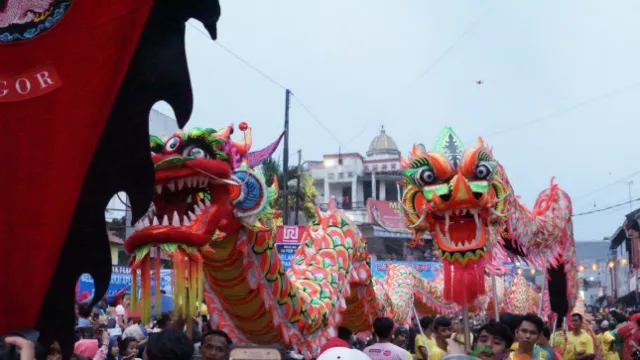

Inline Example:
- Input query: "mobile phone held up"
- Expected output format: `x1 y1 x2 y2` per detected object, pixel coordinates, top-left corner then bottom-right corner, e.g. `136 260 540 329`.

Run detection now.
229 347 282 360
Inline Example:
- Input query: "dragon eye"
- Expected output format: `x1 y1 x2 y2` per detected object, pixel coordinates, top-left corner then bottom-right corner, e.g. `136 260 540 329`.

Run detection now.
475 164 492 179
184 146 209 159
165 137 181 153
414 168 436 186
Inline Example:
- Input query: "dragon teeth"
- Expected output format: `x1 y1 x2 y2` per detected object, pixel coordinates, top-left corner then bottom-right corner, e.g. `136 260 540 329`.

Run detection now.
171 212 180 226
156 185 163 194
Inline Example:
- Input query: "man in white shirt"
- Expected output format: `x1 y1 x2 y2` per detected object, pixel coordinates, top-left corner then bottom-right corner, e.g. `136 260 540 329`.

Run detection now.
364 317 412 360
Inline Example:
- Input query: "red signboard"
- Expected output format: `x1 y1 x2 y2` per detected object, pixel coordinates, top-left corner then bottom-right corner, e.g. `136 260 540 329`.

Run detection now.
367 200 407 231
275 225 306 244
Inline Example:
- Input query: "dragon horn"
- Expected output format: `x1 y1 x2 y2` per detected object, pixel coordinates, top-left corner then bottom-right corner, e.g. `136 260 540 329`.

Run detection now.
411 144 423 157
400 156 410 169
212 124 234 140
230 127 252 155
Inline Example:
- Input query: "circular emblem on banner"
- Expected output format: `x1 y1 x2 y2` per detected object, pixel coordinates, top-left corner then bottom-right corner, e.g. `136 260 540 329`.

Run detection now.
0 0 72 44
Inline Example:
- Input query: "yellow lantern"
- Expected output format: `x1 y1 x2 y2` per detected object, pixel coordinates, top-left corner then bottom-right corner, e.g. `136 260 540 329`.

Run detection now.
621 258 628 265
578 265 585 272
517 268 523 275
608 261 615 268
530 268 536 275
592 264 599 271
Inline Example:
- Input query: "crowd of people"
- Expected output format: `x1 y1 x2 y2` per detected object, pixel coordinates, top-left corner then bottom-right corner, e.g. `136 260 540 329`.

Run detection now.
313 308 640 360
5 292 640 360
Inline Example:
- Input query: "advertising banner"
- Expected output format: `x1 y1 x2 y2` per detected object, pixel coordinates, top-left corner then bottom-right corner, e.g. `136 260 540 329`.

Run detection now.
371 260 440 280
276 244 299 272
367 200 407 231
275 225 306 244
77 265 172 302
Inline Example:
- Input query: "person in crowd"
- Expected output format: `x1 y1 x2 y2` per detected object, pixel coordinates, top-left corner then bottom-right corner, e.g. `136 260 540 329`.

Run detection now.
538 325 562 360
393 326 413 360
453 317 475 347
77 302 93 327
199 330 233 360
597 320 620 360
499 313 521 351
143 329 195 360
363 317 412 360
319 326 353 355
118 337 142 360
610 311 628 359
415 316 436 360
563 313 595 360
614 313 640 360
473 320 514 360
511 313 549 360
429 316 454 360
116 293 132 330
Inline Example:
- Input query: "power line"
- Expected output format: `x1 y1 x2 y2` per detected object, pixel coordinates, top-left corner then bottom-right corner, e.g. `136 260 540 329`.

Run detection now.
290 95 347 150
478 82 640 140
405 1 494 92
187 21 346 150
573 197 640 217
573 171 640 201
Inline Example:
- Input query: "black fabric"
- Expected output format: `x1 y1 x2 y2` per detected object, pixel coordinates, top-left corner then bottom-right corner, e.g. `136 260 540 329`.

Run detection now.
548 264 569 316
33 1 220 359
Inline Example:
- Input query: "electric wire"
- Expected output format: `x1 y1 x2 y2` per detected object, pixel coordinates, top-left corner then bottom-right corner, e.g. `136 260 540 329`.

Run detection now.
478 82 640 140
187 21 347 150
572 197 640 217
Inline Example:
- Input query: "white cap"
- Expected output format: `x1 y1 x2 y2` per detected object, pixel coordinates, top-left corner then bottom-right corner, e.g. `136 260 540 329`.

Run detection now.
317 348 370 360
601 320 610 329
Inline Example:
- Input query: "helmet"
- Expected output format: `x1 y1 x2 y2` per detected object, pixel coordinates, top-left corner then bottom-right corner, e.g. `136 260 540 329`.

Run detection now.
316 347 370 360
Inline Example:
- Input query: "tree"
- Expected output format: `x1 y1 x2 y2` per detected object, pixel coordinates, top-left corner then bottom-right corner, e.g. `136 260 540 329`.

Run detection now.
260 157 318 223
106 215 126 239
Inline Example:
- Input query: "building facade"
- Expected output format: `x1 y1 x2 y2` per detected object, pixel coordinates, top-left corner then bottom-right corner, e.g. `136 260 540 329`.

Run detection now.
308 126 405 223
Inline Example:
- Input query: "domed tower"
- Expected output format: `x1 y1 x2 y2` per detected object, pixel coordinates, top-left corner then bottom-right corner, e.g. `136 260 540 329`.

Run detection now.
366 126 401 160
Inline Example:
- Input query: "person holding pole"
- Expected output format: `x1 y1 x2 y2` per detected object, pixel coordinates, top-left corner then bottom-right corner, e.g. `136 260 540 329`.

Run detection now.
416 317 436 360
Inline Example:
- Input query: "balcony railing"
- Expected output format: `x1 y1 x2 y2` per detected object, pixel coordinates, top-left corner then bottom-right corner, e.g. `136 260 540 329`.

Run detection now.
318 201 366 210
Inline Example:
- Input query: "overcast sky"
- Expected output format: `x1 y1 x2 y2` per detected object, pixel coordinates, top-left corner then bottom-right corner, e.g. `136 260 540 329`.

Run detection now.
149 0 640 243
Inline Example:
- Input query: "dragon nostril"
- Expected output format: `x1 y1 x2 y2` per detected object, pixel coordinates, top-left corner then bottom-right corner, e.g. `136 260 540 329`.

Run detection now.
440 193 452 202
472 192 483 200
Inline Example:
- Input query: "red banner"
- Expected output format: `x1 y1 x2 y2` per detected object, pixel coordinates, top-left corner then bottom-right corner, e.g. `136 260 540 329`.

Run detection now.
0 64 63 103
367 200 407 231
275 225 306 244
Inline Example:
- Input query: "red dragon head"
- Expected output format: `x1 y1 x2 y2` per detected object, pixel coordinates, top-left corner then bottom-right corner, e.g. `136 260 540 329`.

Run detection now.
400 127 510 305
124 124 282 322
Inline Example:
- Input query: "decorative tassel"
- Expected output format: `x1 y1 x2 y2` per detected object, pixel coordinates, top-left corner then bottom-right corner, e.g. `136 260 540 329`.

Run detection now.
155 248 162 320
189 259 197 318
141 256 152 325
197 260 204 310
131 268 138 313
173 250 186 316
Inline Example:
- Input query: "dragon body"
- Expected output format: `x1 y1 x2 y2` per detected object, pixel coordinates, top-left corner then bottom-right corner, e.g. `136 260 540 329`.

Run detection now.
401 127 578 315
125 124 483 356
124 124 385 357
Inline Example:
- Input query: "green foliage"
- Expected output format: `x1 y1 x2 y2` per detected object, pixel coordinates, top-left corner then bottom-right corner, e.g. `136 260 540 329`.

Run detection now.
106 215 126 239
261 156 318 223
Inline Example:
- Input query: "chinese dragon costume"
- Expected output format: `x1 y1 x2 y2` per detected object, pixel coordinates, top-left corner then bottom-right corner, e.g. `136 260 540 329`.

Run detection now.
400 127 579 318
124 124 383 357
0 0 220 356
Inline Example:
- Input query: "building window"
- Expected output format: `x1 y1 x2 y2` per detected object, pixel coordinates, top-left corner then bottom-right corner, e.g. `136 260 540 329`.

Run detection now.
391 163 396 170
348 172 354 178
338 172 344 179
328 173 335 180
382 164 388 170
364 165 369 172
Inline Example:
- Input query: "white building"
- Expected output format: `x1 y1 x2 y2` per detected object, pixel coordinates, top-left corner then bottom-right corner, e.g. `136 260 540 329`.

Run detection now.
308 126 404 222
308 126 435 261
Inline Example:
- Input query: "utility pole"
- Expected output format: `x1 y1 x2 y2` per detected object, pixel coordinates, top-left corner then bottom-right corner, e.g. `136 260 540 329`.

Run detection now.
282 89 291 225
294 149 302 225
